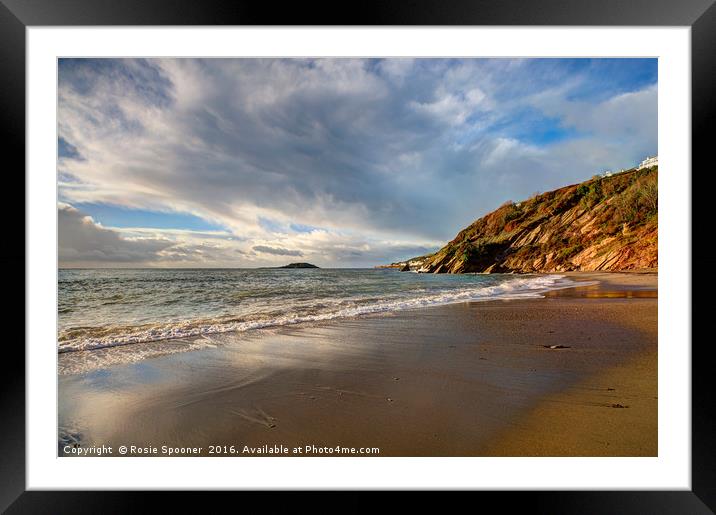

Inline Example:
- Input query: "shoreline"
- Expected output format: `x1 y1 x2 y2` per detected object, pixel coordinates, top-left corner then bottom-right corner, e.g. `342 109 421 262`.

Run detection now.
57 271 628 364
57 272 584 373
58 271 657 457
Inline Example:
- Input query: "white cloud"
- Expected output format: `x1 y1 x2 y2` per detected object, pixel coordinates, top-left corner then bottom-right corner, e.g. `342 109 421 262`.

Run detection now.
253 245 303 257
59 203 173 265
411 86 488 126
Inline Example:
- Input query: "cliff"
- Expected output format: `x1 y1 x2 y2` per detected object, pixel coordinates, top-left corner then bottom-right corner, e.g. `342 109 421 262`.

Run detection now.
391 166 657 274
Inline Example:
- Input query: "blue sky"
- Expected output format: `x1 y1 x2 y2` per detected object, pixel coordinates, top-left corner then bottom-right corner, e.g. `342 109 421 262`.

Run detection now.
74 203 223 231
58 58 657 267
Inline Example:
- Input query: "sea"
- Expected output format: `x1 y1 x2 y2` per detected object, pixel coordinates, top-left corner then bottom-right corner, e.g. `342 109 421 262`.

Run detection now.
58 268 580 372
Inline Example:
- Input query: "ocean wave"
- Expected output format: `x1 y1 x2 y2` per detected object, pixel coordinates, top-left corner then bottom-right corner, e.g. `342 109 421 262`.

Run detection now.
58 274 582 354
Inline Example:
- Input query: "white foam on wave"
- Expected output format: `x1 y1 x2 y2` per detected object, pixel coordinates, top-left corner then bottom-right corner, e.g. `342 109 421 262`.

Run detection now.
58 274 583 355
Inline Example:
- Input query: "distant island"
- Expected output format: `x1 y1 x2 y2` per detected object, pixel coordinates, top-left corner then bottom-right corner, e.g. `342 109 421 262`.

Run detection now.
380 165 657 274
275 262 319 269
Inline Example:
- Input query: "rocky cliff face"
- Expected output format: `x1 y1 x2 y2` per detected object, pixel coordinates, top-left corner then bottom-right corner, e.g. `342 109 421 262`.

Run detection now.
395 167 657 274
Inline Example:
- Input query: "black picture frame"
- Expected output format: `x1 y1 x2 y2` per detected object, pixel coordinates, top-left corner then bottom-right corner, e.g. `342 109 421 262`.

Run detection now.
2 0 711 511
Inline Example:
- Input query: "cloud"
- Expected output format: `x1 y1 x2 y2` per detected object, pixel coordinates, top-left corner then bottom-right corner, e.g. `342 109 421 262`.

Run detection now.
58 203 438 267
58 203 173 264
411 87 488 126
252 245 303 257
58 203 258 267
58 137 83 160
58 58 657 267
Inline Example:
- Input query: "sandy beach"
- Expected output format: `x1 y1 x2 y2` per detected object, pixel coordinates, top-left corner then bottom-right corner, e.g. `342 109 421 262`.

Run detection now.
59 271 657 457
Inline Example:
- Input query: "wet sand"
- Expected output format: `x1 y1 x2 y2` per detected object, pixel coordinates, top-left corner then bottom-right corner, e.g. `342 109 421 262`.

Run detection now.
58 271 657 457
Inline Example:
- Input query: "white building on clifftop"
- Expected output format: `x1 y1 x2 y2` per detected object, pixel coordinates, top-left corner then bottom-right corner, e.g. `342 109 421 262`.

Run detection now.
637 155 658 170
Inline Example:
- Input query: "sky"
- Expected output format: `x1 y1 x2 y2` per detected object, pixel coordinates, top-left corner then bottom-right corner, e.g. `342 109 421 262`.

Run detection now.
58 58 657 268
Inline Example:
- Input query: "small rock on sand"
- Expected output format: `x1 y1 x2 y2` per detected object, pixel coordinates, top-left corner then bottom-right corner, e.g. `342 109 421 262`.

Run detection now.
543 345 571 349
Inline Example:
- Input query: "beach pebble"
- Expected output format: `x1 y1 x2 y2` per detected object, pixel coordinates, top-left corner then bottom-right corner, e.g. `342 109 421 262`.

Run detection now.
387 397 394 402
393 377 400 381
543 345 570 349
610 403 628 408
